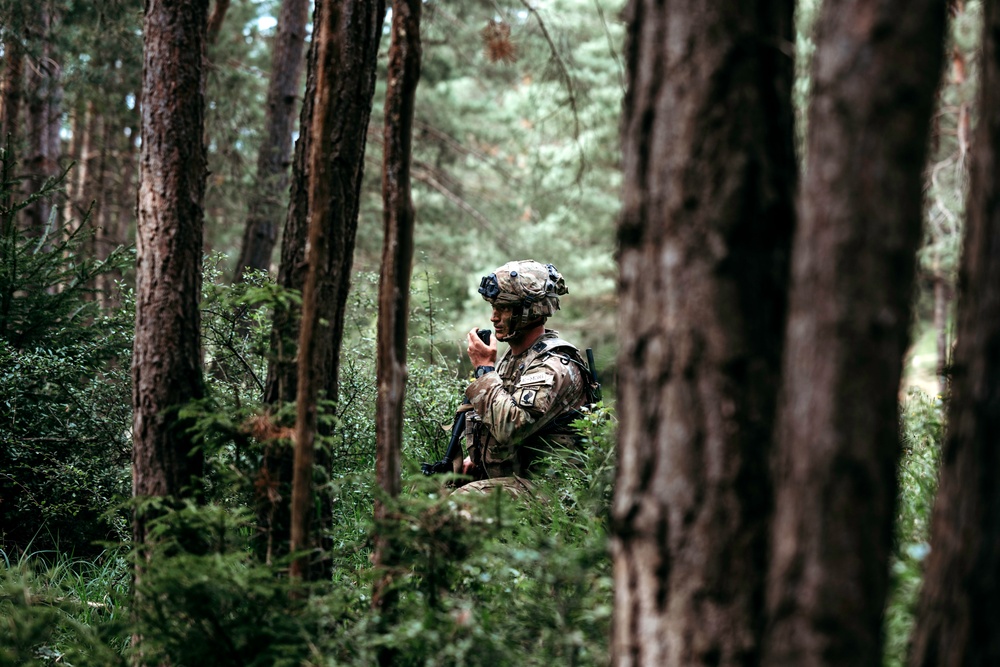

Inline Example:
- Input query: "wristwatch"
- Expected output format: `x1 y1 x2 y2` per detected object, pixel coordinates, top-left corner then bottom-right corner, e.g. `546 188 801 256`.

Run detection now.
475 365 495 379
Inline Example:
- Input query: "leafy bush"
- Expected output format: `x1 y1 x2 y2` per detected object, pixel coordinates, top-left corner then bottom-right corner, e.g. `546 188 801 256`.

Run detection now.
132 504 313 667
2 401 616 666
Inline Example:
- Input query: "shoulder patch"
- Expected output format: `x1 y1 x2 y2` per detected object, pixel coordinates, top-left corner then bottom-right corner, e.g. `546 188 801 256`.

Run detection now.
518 389 538 407
531 340 548 353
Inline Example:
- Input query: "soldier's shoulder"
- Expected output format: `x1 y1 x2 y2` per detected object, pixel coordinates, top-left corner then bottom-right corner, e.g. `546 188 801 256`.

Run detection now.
525 343 585 382
530 330 580 355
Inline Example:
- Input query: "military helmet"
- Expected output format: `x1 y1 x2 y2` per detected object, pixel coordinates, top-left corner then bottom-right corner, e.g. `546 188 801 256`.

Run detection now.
478 260 568 334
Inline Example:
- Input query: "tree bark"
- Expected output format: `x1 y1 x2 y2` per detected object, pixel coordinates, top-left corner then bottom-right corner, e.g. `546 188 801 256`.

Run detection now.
62 102 86 231
132 0 209 547
233 0 310 281
24 2 62 238
612 1 797 665
762 2 948 666
73 104 96 216
1 37 24 149
254 37 318 565
285 0 386 579
100 114 138 309
933 264 951 397
908 1 1000 663
372 0 421 614
206 0 231 45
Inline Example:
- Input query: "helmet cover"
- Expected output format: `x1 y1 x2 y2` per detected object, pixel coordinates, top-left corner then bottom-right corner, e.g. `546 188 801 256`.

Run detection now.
478 260 568 332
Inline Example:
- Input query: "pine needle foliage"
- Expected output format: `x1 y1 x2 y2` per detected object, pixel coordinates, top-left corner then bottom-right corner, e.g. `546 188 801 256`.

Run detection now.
0 149 133 558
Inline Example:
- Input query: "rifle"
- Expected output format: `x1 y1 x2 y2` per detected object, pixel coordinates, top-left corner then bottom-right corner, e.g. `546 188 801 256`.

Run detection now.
421 328 492 476
586 347 603 404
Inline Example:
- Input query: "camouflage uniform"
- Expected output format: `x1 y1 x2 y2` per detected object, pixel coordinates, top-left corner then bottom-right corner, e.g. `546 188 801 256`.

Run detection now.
463 329 591 486
452 260 597 495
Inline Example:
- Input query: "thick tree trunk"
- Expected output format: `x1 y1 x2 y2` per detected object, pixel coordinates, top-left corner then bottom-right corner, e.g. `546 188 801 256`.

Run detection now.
233 0 310 281
908 1 1000 663
24 3 62 238
132 0 209 547
612 1 797 665
284 0 386 578
372 0 421 614
762 2 947 667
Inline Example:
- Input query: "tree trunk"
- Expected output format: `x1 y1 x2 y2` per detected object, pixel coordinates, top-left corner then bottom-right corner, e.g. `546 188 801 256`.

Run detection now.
132 0 209 548
612 1 797 665
1 37 23 149
91 109 111 294
254 51 317 565
763 2 948 666
70 103 96 221
62 102 86 232
284 0 386 579
24 3 62 238
233 0 310 281
206 0 231 45
908 1 1000 663
100 115 137 309
372 0 421 615
933 264 951 397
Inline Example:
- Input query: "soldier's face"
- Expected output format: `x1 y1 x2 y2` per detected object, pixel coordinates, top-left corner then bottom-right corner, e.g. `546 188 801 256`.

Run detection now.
491 304 515 340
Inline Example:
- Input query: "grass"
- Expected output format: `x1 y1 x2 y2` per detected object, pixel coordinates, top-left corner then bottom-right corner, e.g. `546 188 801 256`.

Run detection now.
1 548 132 665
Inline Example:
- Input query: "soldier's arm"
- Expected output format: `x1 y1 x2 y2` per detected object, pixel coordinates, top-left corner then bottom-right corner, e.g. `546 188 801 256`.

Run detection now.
465 357 584 446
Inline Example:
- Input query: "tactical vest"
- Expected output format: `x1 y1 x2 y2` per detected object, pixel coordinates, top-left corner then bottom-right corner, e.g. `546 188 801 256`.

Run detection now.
467 334 598 479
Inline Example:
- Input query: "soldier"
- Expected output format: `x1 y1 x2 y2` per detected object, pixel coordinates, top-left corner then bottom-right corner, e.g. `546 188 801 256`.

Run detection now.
456 259 598 495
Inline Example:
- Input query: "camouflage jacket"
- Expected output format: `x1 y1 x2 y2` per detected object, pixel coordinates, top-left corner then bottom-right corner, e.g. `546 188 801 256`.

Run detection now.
464 330 591 479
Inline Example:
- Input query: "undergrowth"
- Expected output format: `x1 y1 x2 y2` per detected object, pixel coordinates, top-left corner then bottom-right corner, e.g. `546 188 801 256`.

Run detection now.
1 408 616 666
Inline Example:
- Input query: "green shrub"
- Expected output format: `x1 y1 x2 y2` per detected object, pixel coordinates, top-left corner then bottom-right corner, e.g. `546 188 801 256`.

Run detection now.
0 151 133 558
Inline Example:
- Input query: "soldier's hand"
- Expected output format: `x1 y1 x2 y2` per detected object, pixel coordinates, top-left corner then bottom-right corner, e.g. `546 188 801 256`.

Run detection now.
462 456 476 475
467 328 497 367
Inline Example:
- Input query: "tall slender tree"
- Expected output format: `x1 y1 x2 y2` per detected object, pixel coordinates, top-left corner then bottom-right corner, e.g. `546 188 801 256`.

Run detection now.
1 36 24 151
24 1 62 238
612 0 797 664
233 0 311 281
284 0 386 578
206 0 231 45
372 0 422 610
908 1 1000 663
763 1 948 666
132 0 209 547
